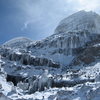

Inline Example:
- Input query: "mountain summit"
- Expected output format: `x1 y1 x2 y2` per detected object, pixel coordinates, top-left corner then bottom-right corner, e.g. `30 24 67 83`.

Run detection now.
55 10 100 34
3 37 32 49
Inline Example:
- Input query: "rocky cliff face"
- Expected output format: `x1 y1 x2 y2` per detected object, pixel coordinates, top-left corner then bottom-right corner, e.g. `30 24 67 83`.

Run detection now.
26 11 100 66
69 34 100 66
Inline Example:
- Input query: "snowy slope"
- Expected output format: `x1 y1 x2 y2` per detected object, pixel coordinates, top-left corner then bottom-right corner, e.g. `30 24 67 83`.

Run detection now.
3 37 32 49
55 10 100 34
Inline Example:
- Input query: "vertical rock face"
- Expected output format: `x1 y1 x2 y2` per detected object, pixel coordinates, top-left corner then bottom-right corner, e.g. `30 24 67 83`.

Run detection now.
50 30 90 55
53 11 100 54
25 11 100 66
45 11 97 55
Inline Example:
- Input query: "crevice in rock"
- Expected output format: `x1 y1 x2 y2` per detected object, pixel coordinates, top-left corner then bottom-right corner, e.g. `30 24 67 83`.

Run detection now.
6 74 25 86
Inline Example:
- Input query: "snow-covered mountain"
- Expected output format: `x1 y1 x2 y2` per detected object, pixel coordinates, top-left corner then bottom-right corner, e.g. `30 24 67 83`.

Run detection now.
0 10 100 100
3 37 32 49
55 10 100 34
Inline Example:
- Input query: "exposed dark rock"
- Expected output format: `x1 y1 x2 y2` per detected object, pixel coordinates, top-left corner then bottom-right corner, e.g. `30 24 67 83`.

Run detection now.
6 74 26 86
53 79 95 88
70 35 100 66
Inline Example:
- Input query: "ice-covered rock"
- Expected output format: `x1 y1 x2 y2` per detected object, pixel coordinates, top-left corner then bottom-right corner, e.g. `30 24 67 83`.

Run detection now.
26 11 100 66
0 47 60 68
53 11 100 55
38 70 53 91
29 70 54 93
7 74 26 86
3 37 32 49
70 35 100 66
17 82 29 91
55 10 100 34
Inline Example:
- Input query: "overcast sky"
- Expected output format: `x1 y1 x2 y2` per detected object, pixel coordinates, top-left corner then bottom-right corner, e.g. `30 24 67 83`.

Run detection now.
0 0 100 44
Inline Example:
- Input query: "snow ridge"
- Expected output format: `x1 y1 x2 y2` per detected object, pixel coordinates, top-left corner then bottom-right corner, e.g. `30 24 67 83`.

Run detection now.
3 37 32 49
55 10 100 34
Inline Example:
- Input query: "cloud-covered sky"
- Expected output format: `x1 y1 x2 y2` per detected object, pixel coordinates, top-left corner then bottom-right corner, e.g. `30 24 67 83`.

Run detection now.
0 0 100 44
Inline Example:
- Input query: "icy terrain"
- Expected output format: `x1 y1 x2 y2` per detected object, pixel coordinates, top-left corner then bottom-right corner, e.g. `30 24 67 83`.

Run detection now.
55 10 100 34
3 37 32 49
0 10 100 100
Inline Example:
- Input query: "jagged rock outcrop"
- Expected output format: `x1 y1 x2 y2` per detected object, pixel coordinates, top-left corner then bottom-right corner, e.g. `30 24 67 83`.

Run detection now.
70 34 100 66
0 47 60 68
7 74 26 86
17 82 29 91
28 30 91 56
26 11 100 67
28 70 54 94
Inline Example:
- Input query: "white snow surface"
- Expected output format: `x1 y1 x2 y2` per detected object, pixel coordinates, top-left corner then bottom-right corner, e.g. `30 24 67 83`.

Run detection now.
55 10 100 34
3 37 32 49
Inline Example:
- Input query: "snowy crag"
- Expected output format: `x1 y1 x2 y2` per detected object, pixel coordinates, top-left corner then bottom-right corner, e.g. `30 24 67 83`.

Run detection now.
0 10 100 100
